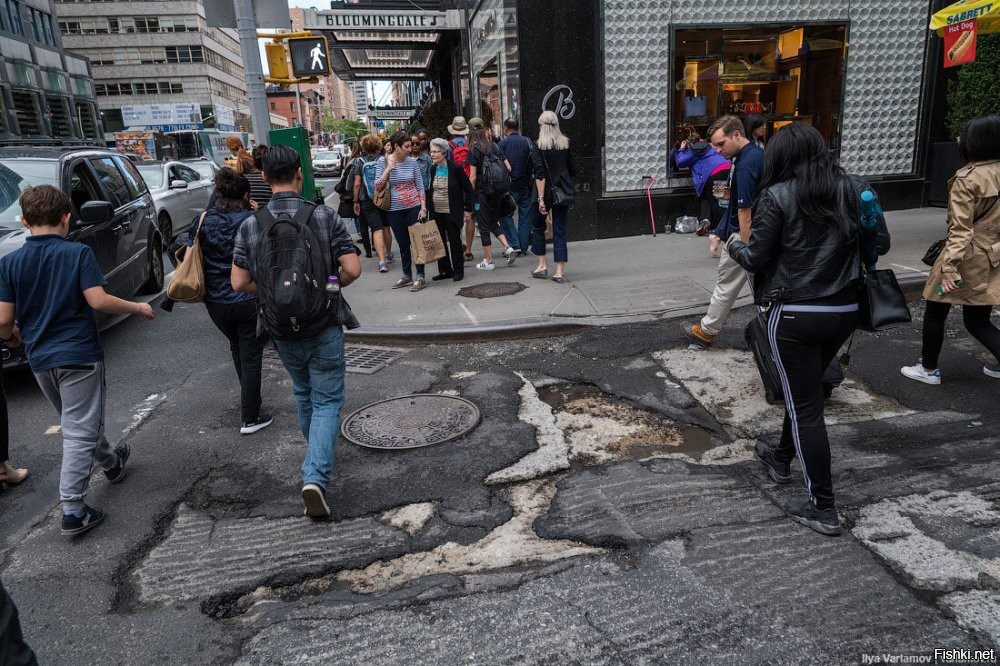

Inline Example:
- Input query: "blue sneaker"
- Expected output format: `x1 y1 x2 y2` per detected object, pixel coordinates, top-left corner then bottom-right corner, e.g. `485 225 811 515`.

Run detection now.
61 505 105 536
385 252 395 264
104 443 130 483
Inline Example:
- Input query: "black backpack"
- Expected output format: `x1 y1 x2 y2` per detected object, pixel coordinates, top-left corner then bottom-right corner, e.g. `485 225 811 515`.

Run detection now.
333 161 353 198
479 146 511 196
254 202 337 340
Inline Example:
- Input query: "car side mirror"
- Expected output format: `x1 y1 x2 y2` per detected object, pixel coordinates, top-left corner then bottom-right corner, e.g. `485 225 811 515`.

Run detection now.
169 179 188 189
78 201 114 226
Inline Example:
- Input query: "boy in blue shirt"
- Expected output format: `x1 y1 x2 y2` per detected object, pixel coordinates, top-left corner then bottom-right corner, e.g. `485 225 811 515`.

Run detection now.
0 186 154 537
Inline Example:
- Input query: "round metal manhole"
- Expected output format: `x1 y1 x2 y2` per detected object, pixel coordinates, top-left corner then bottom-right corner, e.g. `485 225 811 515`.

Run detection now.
341 394 481 450
457 282 527 299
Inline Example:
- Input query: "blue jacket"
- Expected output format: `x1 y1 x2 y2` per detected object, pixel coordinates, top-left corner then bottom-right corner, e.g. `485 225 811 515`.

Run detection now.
187 209 256 305
675 142 730 197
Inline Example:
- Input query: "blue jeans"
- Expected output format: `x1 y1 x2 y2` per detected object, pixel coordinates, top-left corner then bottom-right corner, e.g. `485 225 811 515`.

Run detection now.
500 186 533 253
531 204 569 263
387 206 424 279
274 326 345 490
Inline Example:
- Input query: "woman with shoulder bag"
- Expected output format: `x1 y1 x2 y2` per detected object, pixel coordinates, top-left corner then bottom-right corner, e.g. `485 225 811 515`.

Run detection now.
337 142 370 257
901 115 1000 385
726 123 888 537
375 131 428 292
185 168 271 435
530 110 576 283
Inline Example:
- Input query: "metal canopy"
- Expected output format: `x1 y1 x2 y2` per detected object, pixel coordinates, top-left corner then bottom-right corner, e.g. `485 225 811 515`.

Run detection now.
303 8 464 81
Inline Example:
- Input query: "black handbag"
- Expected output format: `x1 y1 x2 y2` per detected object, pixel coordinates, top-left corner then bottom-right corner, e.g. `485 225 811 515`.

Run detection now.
857 269 912 332
499 192 517 217
922 238 946 266
540 151 575 207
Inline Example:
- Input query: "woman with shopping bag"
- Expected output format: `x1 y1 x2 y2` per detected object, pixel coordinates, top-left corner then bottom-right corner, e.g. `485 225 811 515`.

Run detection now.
375 132 429 292
427 138 476 282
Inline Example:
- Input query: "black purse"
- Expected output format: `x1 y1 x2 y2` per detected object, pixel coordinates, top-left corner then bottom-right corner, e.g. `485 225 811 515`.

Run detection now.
857 268 912 332
540 150 575 207
922 238 946 266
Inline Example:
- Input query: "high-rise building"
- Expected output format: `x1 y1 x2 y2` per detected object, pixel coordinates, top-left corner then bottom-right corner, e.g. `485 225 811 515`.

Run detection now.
0 0 102 142
54 0 249 138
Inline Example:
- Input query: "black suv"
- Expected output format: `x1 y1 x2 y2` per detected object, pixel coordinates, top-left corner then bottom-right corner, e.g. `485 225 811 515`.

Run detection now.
0 146 164 370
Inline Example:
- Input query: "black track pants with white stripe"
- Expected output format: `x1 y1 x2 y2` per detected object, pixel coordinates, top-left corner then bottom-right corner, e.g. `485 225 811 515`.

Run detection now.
767 304 857 511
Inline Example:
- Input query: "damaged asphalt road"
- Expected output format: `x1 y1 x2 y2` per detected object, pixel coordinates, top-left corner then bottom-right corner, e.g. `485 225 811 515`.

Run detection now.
1 302 998 664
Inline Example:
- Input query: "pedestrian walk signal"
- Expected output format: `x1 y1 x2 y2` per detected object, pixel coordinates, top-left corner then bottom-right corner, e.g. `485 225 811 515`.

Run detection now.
288 36 331 77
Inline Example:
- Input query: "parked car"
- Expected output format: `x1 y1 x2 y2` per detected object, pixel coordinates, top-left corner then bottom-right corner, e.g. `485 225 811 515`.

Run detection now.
0 146 164 371
135 160 212 244
312 150 342 178
183 158 219 200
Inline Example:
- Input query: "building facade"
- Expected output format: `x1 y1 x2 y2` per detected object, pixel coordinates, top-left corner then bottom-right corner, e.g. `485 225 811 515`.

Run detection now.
54 0 249 137
0 0 102 143
265 85 323 137
461 0 940 240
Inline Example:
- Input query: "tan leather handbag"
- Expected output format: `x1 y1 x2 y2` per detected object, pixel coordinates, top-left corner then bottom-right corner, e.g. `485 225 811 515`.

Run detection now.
166 212 206 302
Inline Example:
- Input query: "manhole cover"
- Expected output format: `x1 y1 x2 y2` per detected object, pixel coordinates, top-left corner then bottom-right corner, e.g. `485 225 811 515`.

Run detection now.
263 345 408 375
341 394 481 449
457 282 527 299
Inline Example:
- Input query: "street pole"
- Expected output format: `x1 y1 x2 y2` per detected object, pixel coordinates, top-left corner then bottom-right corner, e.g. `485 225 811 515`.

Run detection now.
234 0 271 145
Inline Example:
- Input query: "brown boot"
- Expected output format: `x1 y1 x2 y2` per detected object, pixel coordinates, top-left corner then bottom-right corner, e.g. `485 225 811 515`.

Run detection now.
681 321 716 347
0 462 28 485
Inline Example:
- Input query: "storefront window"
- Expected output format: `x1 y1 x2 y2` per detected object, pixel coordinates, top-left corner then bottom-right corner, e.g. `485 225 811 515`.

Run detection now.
671 24 846 173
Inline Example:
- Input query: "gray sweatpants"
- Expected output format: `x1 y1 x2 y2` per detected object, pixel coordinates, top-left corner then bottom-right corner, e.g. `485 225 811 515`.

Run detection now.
33 362 116 515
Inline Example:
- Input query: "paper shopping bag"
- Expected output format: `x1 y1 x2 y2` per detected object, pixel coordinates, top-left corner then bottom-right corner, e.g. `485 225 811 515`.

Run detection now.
408 221 447 265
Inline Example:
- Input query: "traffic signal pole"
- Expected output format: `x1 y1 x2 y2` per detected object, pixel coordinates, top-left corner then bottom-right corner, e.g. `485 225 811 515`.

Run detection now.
234 0 272 146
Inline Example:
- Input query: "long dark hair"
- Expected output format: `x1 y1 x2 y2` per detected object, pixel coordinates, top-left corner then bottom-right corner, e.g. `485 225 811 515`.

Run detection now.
758 123 853 234
958 114 1000 162
469 127 492 155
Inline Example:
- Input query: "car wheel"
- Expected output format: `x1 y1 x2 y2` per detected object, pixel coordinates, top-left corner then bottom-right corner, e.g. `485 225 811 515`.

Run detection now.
158 212 173 245
141 239 165 295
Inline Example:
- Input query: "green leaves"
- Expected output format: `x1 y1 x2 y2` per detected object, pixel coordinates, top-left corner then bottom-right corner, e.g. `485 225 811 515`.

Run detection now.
947 33 1000 138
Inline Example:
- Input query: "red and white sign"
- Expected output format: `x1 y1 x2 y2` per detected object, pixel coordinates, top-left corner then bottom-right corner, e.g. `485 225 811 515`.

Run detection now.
944 20 977 68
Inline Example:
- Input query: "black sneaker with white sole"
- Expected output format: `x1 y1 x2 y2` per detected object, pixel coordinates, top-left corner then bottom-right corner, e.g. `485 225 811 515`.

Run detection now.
301 483 330 519
783 498 842 536
104 443 130 484
754 441 794 484
61 505 106 536
240 415 274 435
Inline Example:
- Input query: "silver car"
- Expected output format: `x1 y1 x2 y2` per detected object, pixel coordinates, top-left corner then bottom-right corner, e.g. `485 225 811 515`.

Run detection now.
135 160 212 244
312 150 342 178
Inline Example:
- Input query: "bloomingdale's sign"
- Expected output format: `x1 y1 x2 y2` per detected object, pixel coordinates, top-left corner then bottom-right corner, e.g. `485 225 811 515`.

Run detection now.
305 9 465 31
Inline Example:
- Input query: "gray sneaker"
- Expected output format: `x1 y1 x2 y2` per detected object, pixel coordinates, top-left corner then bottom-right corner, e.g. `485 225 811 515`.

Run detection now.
302 484 330 519
984 364 1000 379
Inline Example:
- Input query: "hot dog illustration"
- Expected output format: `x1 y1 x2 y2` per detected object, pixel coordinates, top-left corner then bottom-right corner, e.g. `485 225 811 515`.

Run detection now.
948 30 974 63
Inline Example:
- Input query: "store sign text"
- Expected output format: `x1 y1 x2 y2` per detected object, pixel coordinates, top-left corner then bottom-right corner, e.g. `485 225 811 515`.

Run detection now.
947 3 992 24
475 12 499 49
309 10 463 31
542 85 576 121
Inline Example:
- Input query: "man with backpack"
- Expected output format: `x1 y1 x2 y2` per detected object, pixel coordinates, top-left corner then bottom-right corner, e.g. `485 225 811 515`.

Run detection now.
447 116 475 261
231 145 361 519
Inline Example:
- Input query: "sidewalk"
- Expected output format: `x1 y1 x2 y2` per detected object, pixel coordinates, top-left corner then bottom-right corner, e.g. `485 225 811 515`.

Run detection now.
346 207 944 341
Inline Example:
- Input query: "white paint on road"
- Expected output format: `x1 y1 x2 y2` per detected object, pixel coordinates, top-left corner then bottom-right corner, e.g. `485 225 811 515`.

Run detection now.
459 302 479 326
122 393 166 438
890 263 929 276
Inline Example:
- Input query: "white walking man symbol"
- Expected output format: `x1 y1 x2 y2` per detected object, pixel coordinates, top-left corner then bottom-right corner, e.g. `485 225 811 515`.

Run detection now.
310 43 326 70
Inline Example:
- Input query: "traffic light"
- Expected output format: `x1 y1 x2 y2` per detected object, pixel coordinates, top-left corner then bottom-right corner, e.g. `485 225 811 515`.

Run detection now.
265 41 289 80
288 36 331 77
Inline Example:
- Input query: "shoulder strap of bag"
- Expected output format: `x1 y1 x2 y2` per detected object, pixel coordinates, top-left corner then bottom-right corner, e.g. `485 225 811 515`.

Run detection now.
193 211 207 238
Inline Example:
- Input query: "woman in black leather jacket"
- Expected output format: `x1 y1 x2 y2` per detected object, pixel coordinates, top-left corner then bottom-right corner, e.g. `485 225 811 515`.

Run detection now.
727 123 889 537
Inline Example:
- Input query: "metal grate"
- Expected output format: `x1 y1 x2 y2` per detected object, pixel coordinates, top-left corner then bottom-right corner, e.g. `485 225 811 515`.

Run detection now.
457 281 527 299
341 394 481 450
262 344 408 375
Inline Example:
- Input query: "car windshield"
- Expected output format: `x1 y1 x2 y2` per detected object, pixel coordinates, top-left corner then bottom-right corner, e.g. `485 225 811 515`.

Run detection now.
315 151 338 160
135 164 164 188
0 159 59 230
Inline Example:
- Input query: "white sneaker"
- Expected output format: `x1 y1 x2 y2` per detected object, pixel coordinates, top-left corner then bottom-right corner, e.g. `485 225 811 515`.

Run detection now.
476 260 495 271
900 363 941 385
301 484 330 518
503 246 516 266
984 364 1000 378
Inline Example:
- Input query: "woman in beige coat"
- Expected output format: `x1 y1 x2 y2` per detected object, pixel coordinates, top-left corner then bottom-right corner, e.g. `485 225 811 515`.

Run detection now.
901 115 1000 385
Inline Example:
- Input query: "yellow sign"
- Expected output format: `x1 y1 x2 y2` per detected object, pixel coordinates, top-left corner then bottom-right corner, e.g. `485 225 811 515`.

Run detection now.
930 0 1000 34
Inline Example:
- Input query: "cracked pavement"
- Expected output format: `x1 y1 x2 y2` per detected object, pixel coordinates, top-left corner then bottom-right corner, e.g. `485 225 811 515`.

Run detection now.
1 300 998 664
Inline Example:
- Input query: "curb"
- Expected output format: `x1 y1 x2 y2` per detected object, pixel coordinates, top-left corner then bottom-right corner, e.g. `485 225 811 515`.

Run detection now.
345 319 589 344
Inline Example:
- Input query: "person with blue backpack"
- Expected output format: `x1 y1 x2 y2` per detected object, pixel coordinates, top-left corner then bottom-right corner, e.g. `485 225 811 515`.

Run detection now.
350 133 389 272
